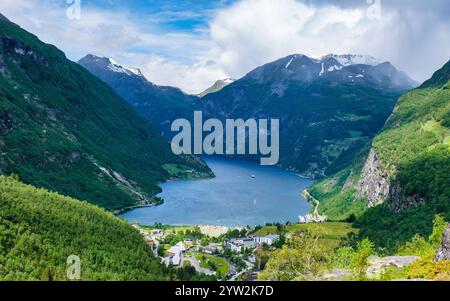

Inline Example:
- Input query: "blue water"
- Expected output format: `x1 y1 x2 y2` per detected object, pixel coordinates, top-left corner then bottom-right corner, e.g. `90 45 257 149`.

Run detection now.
119 157 313 227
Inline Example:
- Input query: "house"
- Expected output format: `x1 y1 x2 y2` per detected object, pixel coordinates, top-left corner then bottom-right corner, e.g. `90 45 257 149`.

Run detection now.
165 242 187 266
254 234 280 246
299 213 327 224
226 238 256 252
176 241 187 252
151 229 163 235
145 236 155 246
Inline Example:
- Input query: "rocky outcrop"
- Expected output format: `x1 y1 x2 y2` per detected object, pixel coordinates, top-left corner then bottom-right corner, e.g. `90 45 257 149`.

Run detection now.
367 256 420 277
388 182 425 212
356 148 426 211
321 256 420 280
435 225 450 261
356 149 390 207
342 171 355 191
1 37 48 66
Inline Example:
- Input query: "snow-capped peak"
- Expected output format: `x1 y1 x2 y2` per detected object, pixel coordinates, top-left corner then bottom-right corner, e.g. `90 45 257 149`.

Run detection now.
106 58 143 77
321 54 382 67
198 78 236 97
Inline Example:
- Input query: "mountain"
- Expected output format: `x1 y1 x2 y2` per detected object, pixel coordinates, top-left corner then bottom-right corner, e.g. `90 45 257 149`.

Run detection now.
0 175 166 280
198 78 235 98
0 17 211 211
199 54 418 177
78 54 196 137
0 13 9 22
309 59 450 251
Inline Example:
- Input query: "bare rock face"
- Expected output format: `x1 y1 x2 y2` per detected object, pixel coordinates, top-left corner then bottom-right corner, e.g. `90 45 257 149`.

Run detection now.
435 225 450 262
388 182 425 212
356 149 390 207
355 148 425 211
368 256 420 276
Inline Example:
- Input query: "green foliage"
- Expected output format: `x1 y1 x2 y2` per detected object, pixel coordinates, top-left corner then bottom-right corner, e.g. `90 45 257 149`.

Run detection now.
252 222 357 249
351 238 374 280
0 176 167 280
429 214 448 248
333 247 355 269
0 19 210 211
397 214 448 257
309 60 450 252
195 254 231 278
398 234 433 257
381 253 450 281
258 232 332 281
308 148 370 221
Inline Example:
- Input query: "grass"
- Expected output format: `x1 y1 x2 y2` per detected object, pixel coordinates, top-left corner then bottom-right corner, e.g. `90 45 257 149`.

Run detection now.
254 222 358 247
195 254 231 276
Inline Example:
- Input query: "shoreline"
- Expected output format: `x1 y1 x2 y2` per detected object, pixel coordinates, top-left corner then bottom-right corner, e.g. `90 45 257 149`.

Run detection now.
118 157 316 226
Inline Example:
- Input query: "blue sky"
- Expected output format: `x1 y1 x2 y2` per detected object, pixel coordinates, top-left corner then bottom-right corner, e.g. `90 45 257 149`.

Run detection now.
0 0 449 93
83 0 235 31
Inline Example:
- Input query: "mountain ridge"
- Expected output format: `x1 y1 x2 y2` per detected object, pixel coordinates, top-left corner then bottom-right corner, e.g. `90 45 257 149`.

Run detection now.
198 78 236 98
78 54 197 137
0 17 210 211
309 59 450 251
199 53 417 178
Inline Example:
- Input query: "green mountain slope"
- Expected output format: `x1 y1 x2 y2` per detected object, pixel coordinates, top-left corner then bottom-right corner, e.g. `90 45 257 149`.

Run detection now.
0 17 210 211
309 60 450 252
0 175 166 280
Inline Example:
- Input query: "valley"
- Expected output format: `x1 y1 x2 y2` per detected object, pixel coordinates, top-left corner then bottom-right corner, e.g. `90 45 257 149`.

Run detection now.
0 9 449 283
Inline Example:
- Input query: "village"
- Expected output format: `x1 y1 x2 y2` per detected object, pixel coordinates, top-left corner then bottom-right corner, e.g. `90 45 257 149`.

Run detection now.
132 223 282 280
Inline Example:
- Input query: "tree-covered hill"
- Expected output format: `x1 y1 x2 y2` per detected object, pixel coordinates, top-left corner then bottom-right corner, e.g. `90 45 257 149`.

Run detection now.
0 175 167 280
309 60 450 252
0 17 211 211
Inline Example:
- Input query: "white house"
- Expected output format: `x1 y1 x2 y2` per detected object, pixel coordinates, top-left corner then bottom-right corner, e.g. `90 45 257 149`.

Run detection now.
226 238 256 252
166 242 187 266
254 234 280 246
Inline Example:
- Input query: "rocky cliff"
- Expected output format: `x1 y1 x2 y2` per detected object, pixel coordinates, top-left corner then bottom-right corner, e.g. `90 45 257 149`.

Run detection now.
435 225 450 261
355 148 427 211
355 149 390 207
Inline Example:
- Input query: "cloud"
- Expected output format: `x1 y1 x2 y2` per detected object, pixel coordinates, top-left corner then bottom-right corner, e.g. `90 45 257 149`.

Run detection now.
209 0 450 83
0 0 449 93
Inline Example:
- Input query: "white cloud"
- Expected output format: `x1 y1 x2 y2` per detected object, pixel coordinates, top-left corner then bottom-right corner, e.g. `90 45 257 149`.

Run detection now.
0 0 449 93
141 55 228 94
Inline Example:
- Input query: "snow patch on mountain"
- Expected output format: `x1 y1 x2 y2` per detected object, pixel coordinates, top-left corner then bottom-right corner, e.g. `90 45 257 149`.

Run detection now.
198 78 236 97
319 63 325 76
106 58 143 77
285 56 295 69
328 65 343 72
322 54 382 67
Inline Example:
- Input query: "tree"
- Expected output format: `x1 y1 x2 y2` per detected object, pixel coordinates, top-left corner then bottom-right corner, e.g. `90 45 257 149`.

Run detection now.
429 214 448 248
351 238 374 280
258 232 330 280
